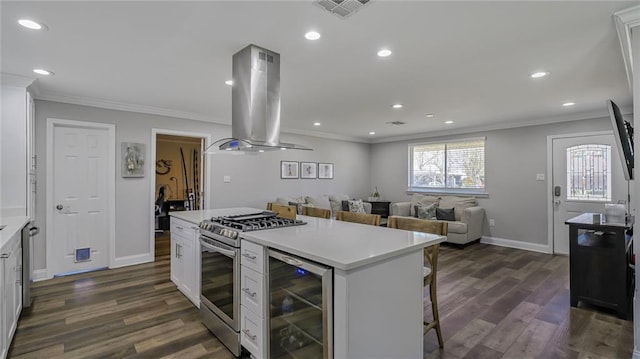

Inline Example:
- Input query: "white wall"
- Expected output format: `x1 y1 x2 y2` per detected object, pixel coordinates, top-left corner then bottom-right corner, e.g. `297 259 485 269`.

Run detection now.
370 117 616 247
33 100 371 271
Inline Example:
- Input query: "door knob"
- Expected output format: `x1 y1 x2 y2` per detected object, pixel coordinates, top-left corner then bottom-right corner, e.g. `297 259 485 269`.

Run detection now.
56 205 63 210
554 200 561 205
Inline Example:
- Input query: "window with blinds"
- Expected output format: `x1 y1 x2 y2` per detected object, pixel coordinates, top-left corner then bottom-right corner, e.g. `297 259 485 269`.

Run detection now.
409 138 485 193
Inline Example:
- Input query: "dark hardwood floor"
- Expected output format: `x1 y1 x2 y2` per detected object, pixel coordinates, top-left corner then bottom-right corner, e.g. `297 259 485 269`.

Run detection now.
8 243 633 358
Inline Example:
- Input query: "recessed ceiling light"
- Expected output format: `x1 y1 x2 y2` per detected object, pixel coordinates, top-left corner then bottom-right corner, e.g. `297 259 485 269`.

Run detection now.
258 149 265 153
280 147 287 150
445 120 454 124
369 131 376 135
225 80 233 86
562 102 576 107
377 49 392 57
305 31 321 40
425 114 434 118
18 19 45 30
392 104 403 109
33 68 53 75
313 122 321 126
530 71 549 79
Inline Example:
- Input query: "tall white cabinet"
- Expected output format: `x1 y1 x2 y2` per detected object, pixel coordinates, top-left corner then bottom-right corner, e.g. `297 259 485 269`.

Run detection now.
0 219 26 359
1 73 35 217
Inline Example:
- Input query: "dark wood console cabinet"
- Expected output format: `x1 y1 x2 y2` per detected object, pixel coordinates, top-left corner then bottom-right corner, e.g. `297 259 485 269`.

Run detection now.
565 213 633 319
365 200 391 218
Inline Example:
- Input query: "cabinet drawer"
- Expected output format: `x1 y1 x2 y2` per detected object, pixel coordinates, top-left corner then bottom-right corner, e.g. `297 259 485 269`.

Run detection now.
241 240 265 273
241 266 265 317
240 305 265 359
170 218 197 238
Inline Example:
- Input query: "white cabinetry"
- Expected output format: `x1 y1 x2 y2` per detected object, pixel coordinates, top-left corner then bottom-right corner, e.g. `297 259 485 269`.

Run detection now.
170 217 200 307
1 75 35 217
1 229 23 359
240 241 266 359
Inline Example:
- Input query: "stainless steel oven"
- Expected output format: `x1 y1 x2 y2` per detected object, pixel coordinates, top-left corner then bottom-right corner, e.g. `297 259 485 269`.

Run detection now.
200 234 241 357
198 211 307 357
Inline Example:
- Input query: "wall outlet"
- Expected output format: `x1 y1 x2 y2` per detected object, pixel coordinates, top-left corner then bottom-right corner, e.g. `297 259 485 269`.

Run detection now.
489 219 495 227
223 175 231 183
536 173 545 181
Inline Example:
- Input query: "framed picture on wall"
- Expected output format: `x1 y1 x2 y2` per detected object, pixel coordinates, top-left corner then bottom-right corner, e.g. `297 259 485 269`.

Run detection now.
121 142 145 178
300 162 317 179
318 162 334 179
281 161 299 179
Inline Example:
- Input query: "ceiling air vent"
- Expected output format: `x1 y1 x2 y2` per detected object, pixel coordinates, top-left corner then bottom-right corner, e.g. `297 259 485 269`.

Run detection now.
314 0 371 19
386 121 407 126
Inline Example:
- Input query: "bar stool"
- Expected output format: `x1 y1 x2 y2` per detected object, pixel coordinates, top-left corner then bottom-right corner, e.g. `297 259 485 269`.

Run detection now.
387 215 447 348
335 211 381 226
301 206 331 219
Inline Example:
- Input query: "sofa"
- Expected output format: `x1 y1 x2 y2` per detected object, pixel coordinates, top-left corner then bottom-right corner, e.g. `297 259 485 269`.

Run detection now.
390 194 485 245
273 194 371 218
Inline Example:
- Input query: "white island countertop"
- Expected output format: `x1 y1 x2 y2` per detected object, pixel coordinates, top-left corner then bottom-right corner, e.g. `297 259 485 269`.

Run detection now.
243 215 444 271
170 209 444 271
0 216 30 250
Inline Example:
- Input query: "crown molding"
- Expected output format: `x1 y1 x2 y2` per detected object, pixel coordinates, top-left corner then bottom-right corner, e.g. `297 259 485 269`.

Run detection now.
35 90 225 124
1 73 36 88
369 108 622 144
614 5 640 92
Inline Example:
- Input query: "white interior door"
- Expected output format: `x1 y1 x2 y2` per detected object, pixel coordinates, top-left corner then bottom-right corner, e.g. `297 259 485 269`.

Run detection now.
552 133 628 254
48 121 114 276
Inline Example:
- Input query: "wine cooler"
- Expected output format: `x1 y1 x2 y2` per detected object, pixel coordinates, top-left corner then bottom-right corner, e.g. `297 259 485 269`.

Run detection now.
268 249 333 359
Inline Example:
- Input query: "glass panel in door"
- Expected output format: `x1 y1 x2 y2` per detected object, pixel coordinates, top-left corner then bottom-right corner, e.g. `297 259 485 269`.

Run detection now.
269 257 325 359
201 248 235 321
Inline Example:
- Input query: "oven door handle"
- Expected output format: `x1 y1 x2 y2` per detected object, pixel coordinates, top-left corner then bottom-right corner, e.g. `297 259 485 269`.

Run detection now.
200 240 236 258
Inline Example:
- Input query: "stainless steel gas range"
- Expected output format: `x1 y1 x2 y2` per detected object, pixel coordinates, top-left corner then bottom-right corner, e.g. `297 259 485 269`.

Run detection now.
198 211 306 356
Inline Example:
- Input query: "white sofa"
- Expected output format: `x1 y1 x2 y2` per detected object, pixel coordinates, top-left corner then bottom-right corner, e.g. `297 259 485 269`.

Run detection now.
390 195 485 245
274 194 371 218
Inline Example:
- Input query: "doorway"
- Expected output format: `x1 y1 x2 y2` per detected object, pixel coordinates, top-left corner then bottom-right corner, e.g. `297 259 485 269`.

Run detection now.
549 131 628 255
150 129 211 261
46 119 116 277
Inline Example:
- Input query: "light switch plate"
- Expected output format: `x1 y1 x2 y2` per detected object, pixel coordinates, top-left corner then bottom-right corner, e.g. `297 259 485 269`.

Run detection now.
536 173 545 181
223 175 231 183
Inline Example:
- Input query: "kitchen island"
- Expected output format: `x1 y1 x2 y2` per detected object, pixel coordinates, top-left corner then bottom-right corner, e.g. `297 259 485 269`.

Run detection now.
171 209 445 359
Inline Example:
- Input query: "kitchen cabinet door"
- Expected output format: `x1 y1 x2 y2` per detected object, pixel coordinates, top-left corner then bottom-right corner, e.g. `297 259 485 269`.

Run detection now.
180 235 198 305
0 252 5 359
170 233 182 286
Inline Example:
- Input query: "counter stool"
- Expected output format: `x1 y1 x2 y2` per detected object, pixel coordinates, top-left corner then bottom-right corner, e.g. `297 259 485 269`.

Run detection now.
302 206 331 219
335 211 381 226
267 203 297 220
387 216 446 348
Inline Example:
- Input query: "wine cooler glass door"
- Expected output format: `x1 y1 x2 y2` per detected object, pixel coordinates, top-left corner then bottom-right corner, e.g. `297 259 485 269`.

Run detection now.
268 250 332 359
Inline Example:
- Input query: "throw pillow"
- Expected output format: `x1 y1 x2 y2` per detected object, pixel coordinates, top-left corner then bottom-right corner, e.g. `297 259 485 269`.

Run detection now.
289 201 307 215
305 195 331 211
329 194 350 217
436 207 456 221
415 203 437 220
439 196 477 221
410 194 440 217
341 200 350 212
348 199 366 213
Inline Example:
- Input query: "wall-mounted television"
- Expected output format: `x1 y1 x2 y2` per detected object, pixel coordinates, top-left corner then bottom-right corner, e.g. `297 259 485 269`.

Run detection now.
607 99 634 180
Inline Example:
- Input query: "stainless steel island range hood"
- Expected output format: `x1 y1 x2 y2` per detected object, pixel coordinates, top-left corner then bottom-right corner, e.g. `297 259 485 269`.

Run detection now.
218 44 311 152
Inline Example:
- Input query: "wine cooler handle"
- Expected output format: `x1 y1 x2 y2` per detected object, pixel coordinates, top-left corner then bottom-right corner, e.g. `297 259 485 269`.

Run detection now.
281 255 302 266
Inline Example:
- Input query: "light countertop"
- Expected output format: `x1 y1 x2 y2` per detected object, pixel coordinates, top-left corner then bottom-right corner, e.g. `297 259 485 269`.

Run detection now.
243 215 444 271
0 216 30 250
170 209 445 271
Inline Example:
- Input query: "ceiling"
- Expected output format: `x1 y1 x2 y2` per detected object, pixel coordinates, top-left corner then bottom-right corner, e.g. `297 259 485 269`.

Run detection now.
1 1 636 143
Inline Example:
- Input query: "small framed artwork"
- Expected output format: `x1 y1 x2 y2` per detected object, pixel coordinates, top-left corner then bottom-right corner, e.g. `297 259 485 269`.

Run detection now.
121 142 145 178
300 162 317 179
281 161 299 179
318 162 334 179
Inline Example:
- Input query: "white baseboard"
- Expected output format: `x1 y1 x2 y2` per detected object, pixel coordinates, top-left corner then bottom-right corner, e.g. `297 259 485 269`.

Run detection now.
111 253 153 268
481 236 552 254
632 349 640 359
32 269 50 282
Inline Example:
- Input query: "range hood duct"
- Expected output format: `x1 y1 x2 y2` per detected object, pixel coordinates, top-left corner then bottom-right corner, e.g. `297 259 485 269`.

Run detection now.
218 44 311 152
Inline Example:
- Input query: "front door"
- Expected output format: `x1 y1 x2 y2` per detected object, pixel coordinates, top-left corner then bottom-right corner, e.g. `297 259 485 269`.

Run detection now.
551 133 627 254
48 120 114 276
